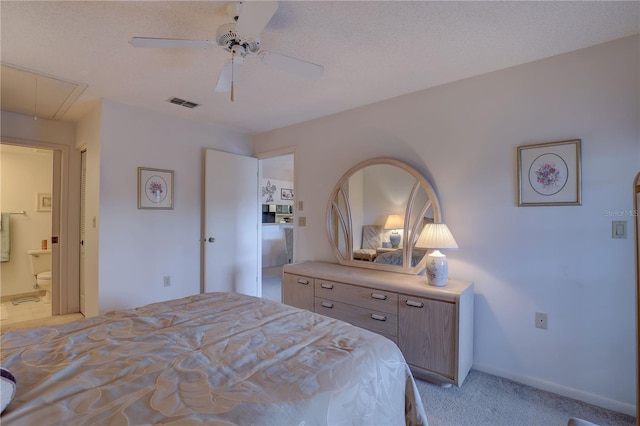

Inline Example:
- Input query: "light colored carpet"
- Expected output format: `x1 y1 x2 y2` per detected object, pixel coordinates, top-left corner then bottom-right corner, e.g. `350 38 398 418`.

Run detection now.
262 265 283 303
415 369 635 426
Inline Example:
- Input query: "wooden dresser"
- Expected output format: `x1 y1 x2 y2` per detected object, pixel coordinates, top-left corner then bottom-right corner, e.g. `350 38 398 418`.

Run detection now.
282 261 474 386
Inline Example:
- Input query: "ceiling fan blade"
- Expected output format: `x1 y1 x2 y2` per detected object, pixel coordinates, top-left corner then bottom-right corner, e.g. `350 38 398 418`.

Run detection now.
259 51 324 80
235 1 278 40
129 37 215 49
215 59 243 93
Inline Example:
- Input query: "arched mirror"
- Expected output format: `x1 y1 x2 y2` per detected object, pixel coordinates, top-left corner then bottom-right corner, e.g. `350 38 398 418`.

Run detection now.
326 158 442 275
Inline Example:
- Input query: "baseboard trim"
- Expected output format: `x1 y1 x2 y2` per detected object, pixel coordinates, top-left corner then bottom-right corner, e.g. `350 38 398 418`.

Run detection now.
472 363 637 418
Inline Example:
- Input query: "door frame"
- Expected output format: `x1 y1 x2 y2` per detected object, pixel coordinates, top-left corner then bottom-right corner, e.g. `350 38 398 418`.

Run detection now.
0 136 80 315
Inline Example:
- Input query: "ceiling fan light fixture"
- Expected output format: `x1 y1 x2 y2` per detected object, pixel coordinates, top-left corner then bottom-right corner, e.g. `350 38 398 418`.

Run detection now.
225 1 242 21
215 23 260 54
230 44 246 57
131 1 324 98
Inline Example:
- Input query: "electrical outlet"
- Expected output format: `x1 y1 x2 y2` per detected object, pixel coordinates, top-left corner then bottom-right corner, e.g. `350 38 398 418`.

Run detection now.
163 276 171 287
298 216 306 226
535 312 548 330
298 200 304 211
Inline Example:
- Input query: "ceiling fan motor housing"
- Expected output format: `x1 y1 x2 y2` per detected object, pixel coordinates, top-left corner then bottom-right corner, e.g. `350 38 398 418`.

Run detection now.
215 22 260 56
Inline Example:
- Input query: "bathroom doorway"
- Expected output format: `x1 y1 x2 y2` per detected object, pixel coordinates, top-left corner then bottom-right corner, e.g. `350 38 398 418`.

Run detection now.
258 150 295 303
0 144 55 325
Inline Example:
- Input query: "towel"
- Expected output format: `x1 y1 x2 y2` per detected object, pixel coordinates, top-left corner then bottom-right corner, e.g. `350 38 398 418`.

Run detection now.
0 213 10 262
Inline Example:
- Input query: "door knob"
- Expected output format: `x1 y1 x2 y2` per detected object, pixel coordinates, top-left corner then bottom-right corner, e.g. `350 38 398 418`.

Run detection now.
208 237 216 243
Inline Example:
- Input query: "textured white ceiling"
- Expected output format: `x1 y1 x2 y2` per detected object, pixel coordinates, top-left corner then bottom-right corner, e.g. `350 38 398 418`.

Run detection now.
1 1 638 134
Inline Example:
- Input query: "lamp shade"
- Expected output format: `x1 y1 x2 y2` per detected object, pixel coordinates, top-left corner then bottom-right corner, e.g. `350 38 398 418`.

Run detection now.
415 223 459 250
384 214 404 230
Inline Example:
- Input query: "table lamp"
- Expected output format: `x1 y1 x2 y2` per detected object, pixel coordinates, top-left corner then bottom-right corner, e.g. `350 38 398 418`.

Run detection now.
415 223 459 286
384 214 404 248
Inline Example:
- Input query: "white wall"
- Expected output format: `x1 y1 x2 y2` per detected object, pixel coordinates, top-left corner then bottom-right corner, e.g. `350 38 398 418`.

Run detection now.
0 147 52 296
1 110 75 145
254 36 640 415
92 100 252 313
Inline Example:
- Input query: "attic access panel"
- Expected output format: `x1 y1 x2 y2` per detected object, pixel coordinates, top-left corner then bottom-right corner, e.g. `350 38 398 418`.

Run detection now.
1 63 87 120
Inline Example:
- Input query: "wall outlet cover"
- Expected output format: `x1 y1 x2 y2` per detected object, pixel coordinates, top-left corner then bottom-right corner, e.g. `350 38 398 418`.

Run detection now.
535 312 548 330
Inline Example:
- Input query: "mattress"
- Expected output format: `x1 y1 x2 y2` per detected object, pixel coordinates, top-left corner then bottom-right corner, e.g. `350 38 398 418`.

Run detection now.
0 292 427 425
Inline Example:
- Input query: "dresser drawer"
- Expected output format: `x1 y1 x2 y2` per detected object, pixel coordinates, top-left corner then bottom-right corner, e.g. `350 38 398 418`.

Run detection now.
315 280 398 315
282 273 314 311
315 297 398 337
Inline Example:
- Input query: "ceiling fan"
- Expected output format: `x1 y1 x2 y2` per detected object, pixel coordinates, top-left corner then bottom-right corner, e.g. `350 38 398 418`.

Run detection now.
129 1 324 101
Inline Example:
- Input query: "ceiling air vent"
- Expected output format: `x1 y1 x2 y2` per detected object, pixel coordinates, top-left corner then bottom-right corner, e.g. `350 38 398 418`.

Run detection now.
167 97 199 109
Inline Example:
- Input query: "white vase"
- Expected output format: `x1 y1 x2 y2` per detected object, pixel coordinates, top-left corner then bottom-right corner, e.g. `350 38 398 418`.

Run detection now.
389 233 401 248
426 249 448 286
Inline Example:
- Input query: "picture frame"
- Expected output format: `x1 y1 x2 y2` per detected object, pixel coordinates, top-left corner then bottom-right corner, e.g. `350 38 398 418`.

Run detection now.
281 188 294 200
37 193 52 212
517 139 581 206
138 167 174 210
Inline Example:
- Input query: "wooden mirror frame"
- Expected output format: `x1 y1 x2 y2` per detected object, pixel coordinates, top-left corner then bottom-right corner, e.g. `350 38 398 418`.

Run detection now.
326 158 442 275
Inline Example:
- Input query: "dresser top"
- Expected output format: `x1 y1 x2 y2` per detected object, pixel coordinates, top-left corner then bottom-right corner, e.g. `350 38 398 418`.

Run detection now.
283 261 472 302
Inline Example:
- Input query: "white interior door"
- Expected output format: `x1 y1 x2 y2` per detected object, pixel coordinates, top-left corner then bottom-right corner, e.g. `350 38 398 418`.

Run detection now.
79 149 87 315
204 149 259 295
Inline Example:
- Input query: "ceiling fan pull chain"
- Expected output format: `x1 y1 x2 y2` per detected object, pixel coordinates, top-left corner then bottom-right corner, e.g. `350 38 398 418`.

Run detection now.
230 53 235 102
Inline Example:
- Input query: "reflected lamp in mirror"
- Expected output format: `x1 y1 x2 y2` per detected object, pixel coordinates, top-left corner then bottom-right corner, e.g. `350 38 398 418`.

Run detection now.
415 223 459 287
384 214 404 248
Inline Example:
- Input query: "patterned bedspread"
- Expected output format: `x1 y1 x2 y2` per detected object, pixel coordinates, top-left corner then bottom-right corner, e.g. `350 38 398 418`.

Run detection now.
374 249 428 267
1 292 427 425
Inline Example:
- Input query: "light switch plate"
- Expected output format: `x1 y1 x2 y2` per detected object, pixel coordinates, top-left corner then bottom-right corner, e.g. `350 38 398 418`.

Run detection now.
612 220 627 239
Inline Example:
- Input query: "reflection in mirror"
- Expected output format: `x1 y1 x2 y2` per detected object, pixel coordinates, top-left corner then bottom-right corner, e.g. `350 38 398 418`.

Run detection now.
327 158 442 275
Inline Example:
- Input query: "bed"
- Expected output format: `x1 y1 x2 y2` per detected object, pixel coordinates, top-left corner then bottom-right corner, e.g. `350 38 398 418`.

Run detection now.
374 249 428 267
0 292 427 425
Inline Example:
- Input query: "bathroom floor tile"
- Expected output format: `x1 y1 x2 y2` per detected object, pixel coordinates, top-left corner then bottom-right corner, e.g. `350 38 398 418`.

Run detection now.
0 299 51 326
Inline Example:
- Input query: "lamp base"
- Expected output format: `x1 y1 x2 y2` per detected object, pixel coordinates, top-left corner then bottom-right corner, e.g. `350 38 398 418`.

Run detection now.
426 250 448 287
389 233 401 248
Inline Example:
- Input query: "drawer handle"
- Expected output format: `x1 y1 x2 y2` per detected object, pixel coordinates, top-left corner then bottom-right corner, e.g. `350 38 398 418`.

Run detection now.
297 279 310 285
320 283 334 290
371 293 387 300
370 314 387 321
320 301 334 309
405 300 424 308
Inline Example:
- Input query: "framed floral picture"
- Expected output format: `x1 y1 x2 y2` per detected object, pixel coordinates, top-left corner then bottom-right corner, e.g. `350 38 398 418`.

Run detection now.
281 188 294 200
517 139 581 206
37 193 52 212
138 167 174 210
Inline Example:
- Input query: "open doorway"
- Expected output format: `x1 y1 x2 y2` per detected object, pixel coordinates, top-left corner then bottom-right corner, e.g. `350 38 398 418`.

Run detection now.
259 152 294 303
0 144 55 325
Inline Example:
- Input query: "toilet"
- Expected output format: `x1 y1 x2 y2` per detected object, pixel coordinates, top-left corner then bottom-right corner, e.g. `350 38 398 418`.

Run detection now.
26 250 52 304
